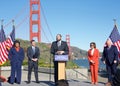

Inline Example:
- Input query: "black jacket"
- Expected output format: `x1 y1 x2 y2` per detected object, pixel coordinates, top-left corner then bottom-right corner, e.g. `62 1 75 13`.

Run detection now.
50 41 69 55
27 46 40 61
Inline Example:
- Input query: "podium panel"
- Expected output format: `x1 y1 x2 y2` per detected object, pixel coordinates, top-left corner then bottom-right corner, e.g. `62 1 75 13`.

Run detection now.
55 55 68 61
58 62 66 80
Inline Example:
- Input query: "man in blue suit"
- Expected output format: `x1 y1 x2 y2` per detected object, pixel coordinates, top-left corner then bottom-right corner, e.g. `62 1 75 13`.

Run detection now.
102 38 118 86
27 40 40 84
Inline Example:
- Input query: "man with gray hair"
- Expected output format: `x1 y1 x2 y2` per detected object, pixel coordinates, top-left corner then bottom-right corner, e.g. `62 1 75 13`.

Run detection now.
102 38 118 86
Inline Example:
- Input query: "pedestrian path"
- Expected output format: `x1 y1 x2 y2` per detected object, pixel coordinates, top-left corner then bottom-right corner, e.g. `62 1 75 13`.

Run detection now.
1 70 107 86
2 80 106 86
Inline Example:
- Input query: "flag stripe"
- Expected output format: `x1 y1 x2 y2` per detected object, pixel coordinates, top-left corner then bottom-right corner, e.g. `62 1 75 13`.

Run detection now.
0 43 6 63
0 42 7 60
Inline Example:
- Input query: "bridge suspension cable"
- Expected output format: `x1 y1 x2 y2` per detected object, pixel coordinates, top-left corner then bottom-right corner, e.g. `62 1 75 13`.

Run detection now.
3 3 29 29
40 3 54 41
16 15 29 29
41 25 51 43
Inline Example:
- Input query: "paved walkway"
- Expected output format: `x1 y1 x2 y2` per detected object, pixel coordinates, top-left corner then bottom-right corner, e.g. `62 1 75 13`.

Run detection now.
2 81 106 86
1 70 107 86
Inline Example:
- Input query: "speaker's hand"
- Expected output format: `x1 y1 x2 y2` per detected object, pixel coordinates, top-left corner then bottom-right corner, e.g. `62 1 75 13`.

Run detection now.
114 60 117 64
103 61 105 64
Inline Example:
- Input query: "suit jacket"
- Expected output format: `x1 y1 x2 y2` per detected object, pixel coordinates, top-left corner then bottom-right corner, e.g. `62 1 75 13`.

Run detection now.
88 48 99 65
27 46 40 61
8 47 24 63
102 45 118 64
51 41 69 55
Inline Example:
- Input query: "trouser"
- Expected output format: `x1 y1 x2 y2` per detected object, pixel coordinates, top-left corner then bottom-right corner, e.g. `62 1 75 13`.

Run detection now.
112 69 120 86
106 63 117 82
28 61 39 82
54 61 58 83
10 62 22 83
90 64 98 83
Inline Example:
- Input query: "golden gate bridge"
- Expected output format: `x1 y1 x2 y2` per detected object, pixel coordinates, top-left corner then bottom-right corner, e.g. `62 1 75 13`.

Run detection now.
0 1 108 86
0 0 72 81
2 0 71 50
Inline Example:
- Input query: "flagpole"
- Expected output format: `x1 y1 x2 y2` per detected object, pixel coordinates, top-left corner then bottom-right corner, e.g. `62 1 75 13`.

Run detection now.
113 19 117 26
1 19 4 29
0 19 4 79
12 20 14 26
1 19 4 25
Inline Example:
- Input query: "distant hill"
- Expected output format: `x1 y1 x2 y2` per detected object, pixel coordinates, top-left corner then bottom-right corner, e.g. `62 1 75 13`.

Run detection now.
2 39 102 67
17 39 102 59
71 46 87 58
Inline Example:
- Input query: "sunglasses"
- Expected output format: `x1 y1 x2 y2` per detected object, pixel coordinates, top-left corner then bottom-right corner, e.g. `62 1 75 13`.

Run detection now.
90 44 94 46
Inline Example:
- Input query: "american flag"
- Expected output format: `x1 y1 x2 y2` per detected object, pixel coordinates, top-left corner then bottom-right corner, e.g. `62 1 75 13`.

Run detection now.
0 26 15 65
109 24 120 58
0 27 8 65
6 26 15 51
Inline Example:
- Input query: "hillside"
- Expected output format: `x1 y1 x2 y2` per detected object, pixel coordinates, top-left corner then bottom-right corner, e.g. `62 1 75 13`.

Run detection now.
18 39 91 59
17 39 88 59
71 46 87 59
6 39 102 59
2 39 81 68
2 39 102 68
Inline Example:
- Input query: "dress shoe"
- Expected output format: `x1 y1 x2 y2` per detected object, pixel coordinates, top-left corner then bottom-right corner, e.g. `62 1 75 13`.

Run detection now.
9 82 14 84
27 81 31 84
95 82 98 85
16 82 20 84
91 82 94 85
36 81 40 83
105 82 112 86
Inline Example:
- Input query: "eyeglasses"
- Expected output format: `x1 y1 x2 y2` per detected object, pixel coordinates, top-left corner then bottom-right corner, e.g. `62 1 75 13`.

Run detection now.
90 44 94 46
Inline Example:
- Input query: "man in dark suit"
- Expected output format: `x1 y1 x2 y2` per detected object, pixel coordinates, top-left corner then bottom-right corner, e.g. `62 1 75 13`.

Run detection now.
102 38 118 86
27 40 40 83
51 34 69 83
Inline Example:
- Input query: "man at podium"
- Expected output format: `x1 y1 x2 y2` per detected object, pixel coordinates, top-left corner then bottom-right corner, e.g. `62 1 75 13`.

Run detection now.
51 34 69 83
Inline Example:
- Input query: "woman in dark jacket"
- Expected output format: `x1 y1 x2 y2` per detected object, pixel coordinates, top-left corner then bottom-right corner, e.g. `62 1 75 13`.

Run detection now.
8 40 24 84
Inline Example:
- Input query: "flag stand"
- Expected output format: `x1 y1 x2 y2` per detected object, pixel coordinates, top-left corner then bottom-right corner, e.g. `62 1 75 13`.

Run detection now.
0 66 7 82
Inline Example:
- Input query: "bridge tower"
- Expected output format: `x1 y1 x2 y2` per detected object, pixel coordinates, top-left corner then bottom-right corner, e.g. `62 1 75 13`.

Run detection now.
66 34 71 54
30 0 41 42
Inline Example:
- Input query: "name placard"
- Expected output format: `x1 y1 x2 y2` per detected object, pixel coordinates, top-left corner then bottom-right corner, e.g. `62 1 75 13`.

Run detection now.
55 55 68 61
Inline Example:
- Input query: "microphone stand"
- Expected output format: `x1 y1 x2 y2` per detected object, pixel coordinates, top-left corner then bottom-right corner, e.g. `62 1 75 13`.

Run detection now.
49 53 52 82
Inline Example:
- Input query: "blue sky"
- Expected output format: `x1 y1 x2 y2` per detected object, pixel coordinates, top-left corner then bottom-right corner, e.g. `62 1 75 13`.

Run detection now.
0 0 120 51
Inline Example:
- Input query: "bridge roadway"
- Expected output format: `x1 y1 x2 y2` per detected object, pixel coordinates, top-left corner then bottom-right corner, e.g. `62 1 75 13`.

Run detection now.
1 70 107 86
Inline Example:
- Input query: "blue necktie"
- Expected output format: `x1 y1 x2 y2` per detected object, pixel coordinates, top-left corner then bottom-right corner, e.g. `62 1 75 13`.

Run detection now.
32 47 35 55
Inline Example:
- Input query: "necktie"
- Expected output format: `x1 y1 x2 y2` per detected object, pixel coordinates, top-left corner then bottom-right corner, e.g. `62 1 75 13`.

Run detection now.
32 47 35 55
57 41 61 47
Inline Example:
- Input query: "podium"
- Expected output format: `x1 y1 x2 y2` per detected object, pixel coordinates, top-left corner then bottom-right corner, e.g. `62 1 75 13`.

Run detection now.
55 55 68 80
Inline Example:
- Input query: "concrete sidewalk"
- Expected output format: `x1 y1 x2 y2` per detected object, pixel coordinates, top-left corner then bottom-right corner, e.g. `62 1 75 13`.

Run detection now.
2 80 106 86
1 70 107 86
